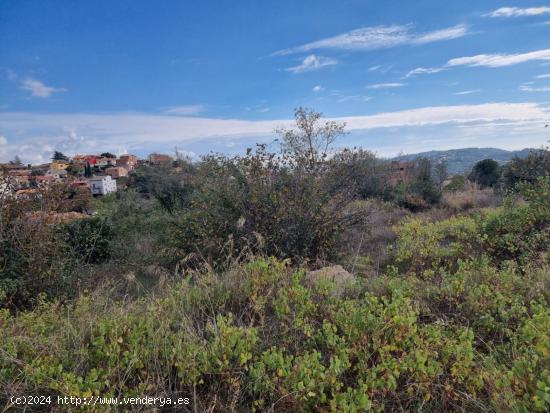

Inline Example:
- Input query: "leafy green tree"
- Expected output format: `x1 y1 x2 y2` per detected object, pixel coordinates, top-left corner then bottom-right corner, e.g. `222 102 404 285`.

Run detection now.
100 152 116 158
502 149 550 190
468 159 501 188
84 162 93 178
52 151 69 161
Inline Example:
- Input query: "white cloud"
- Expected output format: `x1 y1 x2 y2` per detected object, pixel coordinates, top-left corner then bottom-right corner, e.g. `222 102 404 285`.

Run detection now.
454 90 480 95
273 24 468 55
368 65 382 72
447 48 550 68
367 82 405 89
2 102 548 163
0 136 7 146
20 78 66 98
405 67 445 78
341 102 548 130
535 73 550 79
286 55 337 74
312 85 324 92
520 84 550 92
411 25 469 44
334 95 372 103
485 7 550 18
164 105 204 116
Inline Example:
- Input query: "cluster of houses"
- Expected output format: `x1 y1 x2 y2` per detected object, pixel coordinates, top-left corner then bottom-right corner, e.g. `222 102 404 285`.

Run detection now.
0 153 173 199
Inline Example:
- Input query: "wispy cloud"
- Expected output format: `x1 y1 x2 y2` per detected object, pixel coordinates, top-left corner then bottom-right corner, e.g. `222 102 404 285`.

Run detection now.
405 67 445 78
485 7 550 18
367 82 405 89
454 90 480 95
447 48 550 68
163 105 205 116
286 54 337 73
334 95 372 103
273 24 468 55
20 78 66 98
312 85 324 92
244 103 270 113
1 102 548 163
0 136 7 146
520 84 550 92
535 73 550 79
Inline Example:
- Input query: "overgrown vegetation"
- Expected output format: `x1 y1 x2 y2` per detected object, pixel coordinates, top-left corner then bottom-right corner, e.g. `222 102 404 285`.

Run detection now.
1 110 549 412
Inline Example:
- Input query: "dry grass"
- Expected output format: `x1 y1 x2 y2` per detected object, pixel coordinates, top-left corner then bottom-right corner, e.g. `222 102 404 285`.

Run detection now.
442 184 501 213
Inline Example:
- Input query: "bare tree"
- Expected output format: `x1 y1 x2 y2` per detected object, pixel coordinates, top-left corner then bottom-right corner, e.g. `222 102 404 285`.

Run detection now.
275 107 347 171
434 160 448 188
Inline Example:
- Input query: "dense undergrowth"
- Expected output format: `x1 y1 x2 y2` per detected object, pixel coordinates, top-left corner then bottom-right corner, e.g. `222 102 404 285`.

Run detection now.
1 111 549 411
1 177 549 412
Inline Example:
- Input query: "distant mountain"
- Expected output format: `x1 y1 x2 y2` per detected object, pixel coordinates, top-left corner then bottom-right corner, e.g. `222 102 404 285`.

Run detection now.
392 147 534 175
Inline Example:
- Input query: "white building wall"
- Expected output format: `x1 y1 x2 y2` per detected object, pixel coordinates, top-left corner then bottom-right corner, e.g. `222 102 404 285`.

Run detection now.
88 176 117 195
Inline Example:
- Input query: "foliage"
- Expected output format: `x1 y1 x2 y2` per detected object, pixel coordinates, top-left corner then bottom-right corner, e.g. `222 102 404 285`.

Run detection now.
64 217 114 264
169 145 367 267
502 149 550 190
275 107 347 171
52 151 69 161
444 175 467 192
468 158 502 188
100 152 116 158
1 256 548 412
434 160 448 187
325 148 392 199
128 163 195 212
393 177 550 273
392 158 441 211
0 188 79 309
1 114 549 411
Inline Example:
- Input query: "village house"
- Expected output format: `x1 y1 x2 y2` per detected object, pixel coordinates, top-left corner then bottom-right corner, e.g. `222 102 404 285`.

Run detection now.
31 163 51 175
148 153 173 166
116 154 138 170
30 175 56 187
73 155 98 167
105 166 128 179
51 160 70 171
389 161 415 186
45 168 68 179
88 175 117 196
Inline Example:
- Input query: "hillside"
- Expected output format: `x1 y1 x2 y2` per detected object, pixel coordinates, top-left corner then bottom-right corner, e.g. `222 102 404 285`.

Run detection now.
393 147 533 175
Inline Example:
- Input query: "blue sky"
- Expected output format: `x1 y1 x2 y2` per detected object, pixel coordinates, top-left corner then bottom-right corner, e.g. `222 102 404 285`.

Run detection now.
1 0 550 163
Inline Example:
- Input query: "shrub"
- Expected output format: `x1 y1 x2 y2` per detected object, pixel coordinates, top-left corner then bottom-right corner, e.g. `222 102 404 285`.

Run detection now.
2 257 547 412
393 177 550 273
468 159 502 188
0 189 80 309
64 217 114 264
503 149 550 190
169 146 368 267
392 158 441 211
444 175 467 192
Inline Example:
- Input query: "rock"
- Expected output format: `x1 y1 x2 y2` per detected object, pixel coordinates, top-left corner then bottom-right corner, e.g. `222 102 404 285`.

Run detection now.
304 265 354 294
